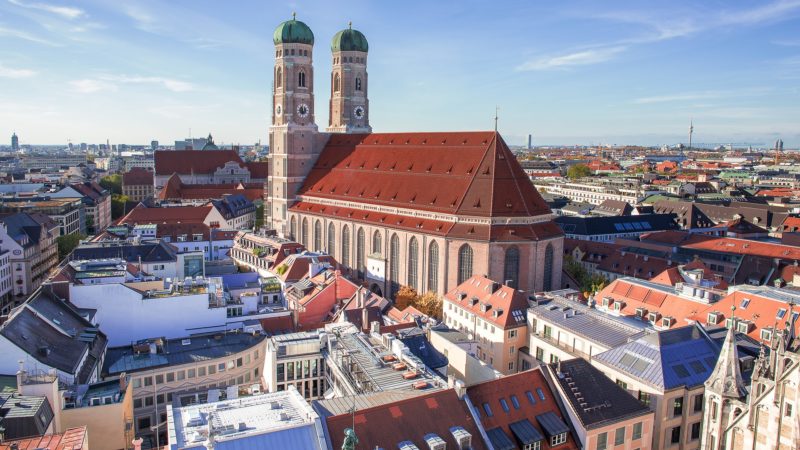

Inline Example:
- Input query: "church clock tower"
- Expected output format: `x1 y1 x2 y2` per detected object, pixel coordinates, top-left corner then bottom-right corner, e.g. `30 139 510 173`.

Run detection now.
327 23 371 133
267 14 320 237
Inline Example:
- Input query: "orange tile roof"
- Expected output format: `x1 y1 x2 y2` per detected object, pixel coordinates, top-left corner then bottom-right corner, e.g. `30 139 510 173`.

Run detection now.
596 278 707 329
444 275 528 329
0 427 87 450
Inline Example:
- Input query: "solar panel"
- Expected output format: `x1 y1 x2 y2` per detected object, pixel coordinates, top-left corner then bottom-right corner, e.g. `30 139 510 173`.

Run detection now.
641 222 653 229
614 223 625 231
623 223 635 231
632 222 643 230
672 364 691 378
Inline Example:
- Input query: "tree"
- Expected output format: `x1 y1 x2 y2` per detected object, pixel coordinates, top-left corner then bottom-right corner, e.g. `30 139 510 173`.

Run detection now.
100 174 122 195
394 286 443 320
566 164 592 180
394 285 418 310
255 203 265 229
57 233 86 259
111 194 130 220
563 255 608 294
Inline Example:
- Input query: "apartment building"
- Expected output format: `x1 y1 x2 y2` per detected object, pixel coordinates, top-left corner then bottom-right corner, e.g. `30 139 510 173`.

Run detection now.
122 168 155 202
264 331 328 401
0 213 59 301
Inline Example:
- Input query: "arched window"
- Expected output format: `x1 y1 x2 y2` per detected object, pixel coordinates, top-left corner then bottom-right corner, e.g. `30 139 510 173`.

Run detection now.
327 223 336 257
372 230 382 255
428 241 439 293
457 244 473 285
543 244 554 291
390 234 400 298
314 220 322 252
407 237 418 290
276 67 282 89
504 246 520 289
356 228 365 278
355 77 362 91
298 70 306 88
333 73 340 92
301 218 308 247
289 216 296 240
341 225 351 267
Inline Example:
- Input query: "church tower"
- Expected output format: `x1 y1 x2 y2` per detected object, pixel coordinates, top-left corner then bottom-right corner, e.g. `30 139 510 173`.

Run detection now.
327 23 371 133
267 14 320 237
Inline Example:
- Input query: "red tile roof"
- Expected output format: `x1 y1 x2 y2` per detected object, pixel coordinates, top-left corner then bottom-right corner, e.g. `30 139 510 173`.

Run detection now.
325 389 488 450
122 167 154 185
259 315 295 335
158 173 264 201
118 204 213 225
444 275 529 329
466 368 579 450
596 278 704 329
595 251 672 280
154 149 246 176
0 427 87 450
296 131 551 218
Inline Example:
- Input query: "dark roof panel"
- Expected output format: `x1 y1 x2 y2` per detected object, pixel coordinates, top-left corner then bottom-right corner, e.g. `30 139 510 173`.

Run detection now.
508 419 544 445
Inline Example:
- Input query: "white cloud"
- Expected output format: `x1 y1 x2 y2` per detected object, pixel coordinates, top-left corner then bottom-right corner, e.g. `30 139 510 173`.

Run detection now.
0 25 59 46
633 91 724 104
70 79 118 93
516 46 626 71
7 0 85 19
0 64 37 78
718 0 800 26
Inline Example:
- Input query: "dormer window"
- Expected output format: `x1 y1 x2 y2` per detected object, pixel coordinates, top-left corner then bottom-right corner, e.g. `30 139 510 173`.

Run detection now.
648 312 660 323
662 316 675 328
777 308 788 320
635 307 647 318
707 312 721 325
423 433 446 450
761 328 773 341
613 301 624 311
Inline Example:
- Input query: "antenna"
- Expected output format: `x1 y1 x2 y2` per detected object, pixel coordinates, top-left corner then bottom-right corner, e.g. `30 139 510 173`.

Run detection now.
494 106 499 132
688 119 693 151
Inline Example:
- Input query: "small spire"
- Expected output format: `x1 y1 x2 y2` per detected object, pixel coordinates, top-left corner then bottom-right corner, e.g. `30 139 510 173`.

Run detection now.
494 106 499 132
292 11 296 20
348 21 352 29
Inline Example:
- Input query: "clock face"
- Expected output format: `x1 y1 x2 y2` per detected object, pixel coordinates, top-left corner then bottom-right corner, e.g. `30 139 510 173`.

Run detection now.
275 104 282 117
296 103 310 118
353 106 365 119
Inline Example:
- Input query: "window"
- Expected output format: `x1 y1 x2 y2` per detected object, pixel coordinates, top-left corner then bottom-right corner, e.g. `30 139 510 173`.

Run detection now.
144 396 153 407
693 393 704 412
143 376 152 387
301 218 309 247
355 77 362 91
341 225 351 266
277 363 285 382
632 422 642 440
298 70 306 88
673 397 684 417
208 365 216 375
670 426 681 444
711 400 718 420
786 402 794 417
356 227 365 277
372 230 382 255
275 67 282 88
407 237 418 289
596 432 607 450
508 329 518 339
536 387 546 401
638 391 651 407
525 390 536 404
482 402 493 417
690 422 701 440
138 416 151 431
543 244 554 291
427 241 439 292
389 234 400 298
614 427 625 445
327 223 336 256
510 395 520 409
289 216 297 240
333 73 340 92
155 374 164 384
551 432 567 446
500 398 510 412
616 379 628 390
503 246 520 288
133 398 142 409
457 244 473 284
314 220 322 251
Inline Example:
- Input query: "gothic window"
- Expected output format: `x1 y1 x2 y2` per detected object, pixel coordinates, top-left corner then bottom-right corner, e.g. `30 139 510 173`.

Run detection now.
372 230 382 255
458 244 473 285
334 73 340 93
341 225 351 267
355 77 362 91
327 223 335 257
407 237 418 290
544 244 554 291
390 234 400 298
356 228 365 278
276 67 282 88
289 216 296 240
301 218 308 247
428 241 439 293
504 246 520 289
314 220 322 252
298 71 306 88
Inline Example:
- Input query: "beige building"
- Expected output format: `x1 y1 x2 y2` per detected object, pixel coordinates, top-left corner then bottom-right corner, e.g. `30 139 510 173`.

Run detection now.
442 275 529 375
102 332 266 447
122 168 154 202
429 328 500 387
264 331 327 401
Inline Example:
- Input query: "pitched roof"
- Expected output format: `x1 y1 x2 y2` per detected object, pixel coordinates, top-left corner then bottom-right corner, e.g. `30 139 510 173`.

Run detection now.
296 131 551 218
154 149 245 175
444 275 529 329
324 389 488 450
467 368 579 450
118 204 213 225
122 167 153 185
556 214 680 236
159 174 263 202
0 426 87 450
552 359 651 429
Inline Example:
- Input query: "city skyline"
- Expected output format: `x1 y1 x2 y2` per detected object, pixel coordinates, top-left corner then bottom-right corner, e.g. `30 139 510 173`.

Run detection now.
1 0 799 146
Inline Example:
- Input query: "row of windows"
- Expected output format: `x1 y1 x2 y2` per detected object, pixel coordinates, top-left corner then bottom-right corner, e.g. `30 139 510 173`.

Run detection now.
333 56 364 64
276 49 309 57
275 67 308 89
595 422 644 449
131 350 259 388
133 369 258 410
276 358 323 382
332 73 363 92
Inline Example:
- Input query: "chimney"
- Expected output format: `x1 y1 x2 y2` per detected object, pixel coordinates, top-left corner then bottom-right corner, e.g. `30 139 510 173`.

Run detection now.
357 288 365 309
132 438 143 450
362 307 369 332
16 360 25 388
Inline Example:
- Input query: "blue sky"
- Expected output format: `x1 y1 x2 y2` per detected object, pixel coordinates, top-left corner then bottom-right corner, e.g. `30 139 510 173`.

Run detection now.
1 0 799 147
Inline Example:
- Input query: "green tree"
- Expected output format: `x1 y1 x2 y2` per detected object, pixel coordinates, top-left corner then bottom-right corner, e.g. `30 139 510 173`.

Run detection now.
566 164 592 180
255 203 265 229
111 194 130 219
57 233 86 259
563 255 608 294
100 174 122 195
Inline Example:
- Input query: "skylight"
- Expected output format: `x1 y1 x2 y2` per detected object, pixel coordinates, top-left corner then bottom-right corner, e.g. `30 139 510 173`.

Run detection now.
777 308 787 320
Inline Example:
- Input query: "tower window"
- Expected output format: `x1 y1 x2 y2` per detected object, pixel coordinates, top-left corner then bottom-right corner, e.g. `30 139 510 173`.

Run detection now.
303 49 308 56
334 73 340 92
290 49 295 56
298 71 306 88
276 67 282 88
355 77 362 91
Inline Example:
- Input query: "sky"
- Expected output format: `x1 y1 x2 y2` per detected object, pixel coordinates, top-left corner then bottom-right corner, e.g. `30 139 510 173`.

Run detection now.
0 0 799 147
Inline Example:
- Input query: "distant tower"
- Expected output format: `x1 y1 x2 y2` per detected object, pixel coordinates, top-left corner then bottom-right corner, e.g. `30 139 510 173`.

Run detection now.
268 14 320 237
327 22 371 133
11 132 18 151
527 134 532 150
688 120 693 151
151 140 158 151
775 138 784 165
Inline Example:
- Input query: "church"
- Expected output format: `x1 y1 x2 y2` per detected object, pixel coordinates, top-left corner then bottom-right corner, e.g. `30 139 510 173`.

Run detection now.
266 16 563 298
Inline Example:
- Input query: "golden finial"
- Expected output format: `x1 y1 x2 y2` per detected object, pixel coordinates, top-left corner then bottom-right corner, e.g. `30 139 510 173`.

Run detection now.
292 12 296 20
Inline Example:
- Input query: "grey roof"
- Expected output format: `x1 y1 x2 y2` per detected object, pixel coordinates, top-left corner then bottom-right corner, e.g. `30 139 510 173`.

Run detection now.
529 296 648 349
313 390 428 418
103 332 265 375
398 332 448 370
0 212 49 248
555 213 680 236
72 240 178 264
509 419 545 444
0 288 107 384
593 324 718 390
535 411 570 437
0 392 55 439
553 359 651 429
486 427 516 450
